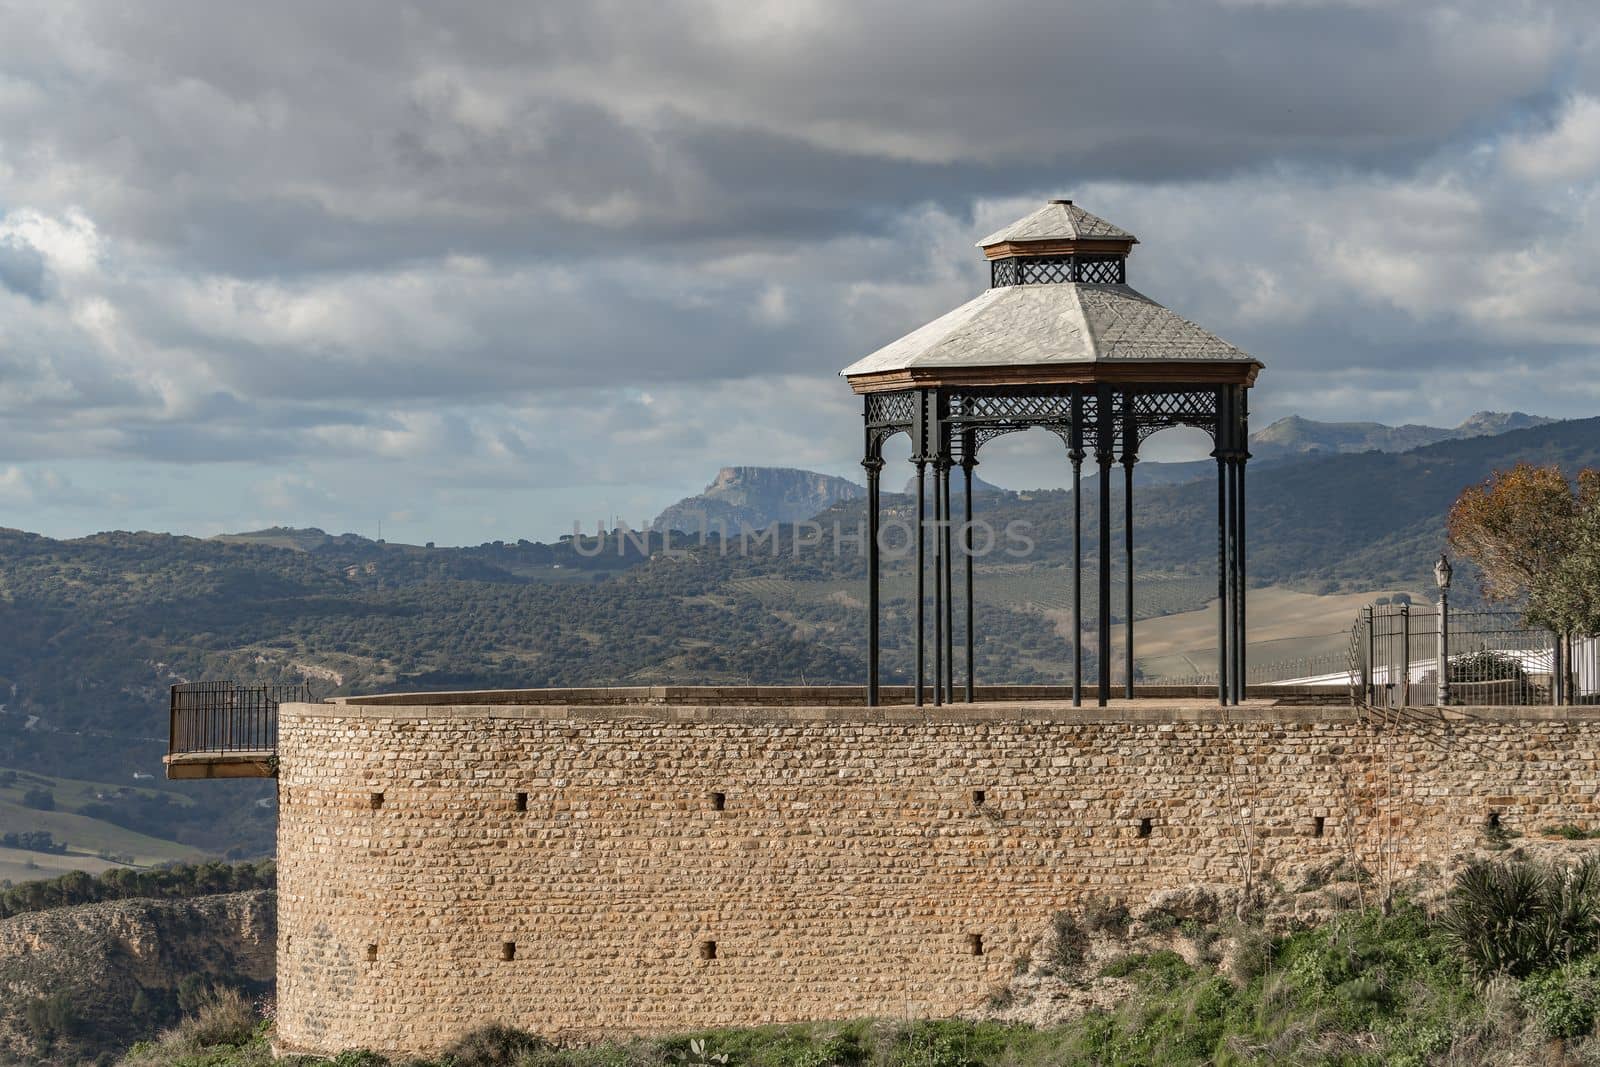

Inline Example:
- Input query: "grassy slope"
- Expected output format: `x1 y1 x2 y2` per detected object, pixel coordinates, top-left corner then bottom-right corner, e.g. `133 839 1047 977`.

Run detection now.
0 769 210 874
116 899 1594 1067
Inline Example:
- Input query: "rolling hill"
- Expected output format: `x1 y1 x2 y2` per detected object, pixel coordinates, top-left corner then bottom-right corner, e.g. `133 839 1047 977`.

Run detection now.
2 414 1597 852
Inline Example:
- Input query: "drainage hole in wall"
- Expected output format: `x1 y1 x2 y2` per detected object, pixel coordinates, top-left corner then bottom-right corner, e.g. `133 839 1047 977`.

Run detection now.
1138 817 1153 838
501 941 517 961
515 792 528 812
971 789 986 806
968 933 984 956
711 792 726 812
365 943 378 962
369 792 384 810
699 940 718 960
1312 815 1326 838
1486 811 1502 831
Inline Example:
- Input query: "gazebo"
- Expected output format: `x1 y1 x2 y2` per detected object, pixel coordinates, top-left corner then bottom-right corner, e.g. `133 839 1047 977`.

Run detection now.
841 200 1263 708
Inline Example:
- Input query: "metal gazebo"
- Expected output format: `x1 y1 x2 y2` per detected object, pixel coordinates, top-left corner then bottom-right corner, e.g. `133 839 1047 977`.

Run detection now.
841 200 1263 708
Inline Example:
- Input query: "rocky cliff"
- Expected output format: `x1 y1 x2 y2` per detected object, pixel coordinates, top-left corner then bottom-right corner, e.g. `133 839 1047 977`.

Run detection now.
0 890 275 1064
652 467 867 535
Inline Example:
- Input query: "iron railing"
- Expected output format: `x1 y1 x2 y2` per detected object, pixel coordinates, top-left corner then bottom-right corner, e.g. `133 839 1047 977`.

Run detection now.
1349 604 1594 708
1160 644 1353 690
168 681 311 756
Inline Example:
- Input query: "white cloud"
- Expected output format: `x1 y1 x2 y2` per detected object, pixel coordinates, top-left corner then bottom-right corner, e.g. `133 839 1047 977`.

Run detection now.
1504 94 1600 183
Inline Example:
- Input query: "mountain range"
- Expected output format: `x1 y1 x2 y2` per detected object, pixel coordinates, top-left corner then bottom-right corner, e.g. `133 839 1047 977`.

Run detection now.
653 412 1557 526
1 408 1592 861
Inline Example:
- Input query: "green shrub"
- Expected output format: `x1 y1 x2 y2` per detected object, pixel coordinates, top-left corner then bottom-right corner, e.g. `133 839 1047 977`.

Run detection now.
658 1023 866 1067
1542 824 1600 840
23 992 78 1046
1442 856 1600 978
1048 911 1086 974
438 1023 551 1066
1518 957 1600 1040
1081 896 1131 937
1141 908 1181 934
1096 950 1194 992
171 988 257 1049
1228 923 1277 983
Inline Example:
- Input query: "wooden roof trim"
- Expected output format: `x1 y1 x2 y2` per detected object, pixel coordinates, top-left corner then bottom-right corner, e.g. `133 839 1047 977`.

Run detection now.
845 361 1261 394
981 238 1137 260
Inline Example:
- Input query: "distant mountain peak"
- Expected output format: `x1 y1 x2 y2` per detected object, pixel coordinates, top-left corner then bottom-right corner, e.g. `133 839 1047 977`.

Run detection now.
1249 411 1558 462
653 467 867 535
1454 411 1554 436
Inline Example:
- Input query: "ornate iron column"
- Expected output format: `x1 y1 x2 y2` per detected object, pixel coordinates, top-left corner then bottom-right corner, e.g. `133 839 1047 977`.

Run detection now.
1070 390 1086 708
863 438 883 707
1234 386 1249 705
913 393 928 708
1121 389 1138 698
940 451 955 701
1214 386 1230 705
933 447 945 708
1096 384 1114 706
961 434 976 703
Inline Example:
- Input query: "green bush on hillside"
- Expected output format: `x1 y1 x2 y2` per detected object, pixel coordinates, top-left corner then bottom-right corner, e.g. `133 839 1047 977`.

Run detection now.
0 859 275 919
1441 855 1600 978
109 857 1600 1067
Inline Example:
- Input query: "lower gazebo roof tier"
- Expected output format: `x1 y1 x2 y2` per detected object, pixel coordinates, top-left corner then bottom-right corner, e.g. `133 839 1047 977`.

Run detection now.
841 281 1260 394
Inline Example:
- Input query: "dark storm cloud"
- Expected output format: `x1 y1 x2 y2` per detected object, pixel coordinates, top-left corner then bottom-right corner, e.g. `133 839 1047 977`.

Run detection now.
0 239 46 299
2 0 1599 532
0 1 1569 275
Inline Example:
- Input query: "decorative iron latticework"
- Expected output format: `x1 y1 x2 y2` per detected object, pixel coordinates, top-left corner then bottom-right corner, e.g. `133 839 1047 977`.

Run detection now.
990 255 1127 288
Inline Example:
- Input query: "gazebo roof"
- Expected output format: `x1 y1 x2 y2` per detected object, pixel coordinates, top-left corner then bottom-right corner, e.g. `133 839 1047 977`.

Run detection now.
840 283 1256 387
976 199 1136 247
841 199 1259 391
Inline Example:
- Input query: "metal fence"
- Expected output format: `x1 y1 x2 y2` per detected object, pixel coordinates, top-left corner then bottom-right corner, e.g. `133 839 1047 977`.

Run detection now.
168 681 312 755
1160 644 1353 689
1349 603 1592 708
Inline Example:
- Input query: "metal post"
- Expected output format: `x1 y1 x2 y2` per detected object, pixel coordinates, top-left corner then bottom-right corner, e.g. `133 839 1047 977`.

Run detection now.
1122 393 1137 699
1399 604 1411 707
1365 605 1376 707
1553 631 1563 707
1097 386 1114 706
1226 456 1241 706
1071 391 1085 708
933 455 944 708
914 456 926 709
1436 591 1449 707
934 460 947 700
864 454 882 707
1214 388 1229 705
1236 389 1249 703
962 447 975 703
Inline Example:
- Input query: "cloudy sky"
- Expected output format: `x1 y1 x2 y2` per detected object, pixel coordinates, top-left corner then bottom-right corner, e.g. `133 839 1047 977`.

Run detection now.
2 0 1598 544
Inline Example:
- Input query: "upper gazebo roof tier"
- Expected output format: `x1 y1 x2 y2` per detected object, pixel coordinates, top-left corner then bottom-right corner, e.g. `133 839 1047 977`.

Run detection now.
840 199 1261 393
977 199 1137 259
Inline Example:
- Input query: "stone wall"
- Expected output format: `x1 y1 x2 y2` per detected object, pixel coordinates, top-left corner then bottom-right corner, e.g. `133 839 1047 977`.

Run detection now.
273 699 1600 1057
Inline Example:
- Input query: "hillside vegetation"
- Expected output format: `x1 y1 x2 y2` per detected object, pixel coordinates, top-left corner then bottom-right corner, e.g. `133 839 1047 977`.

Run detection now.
0 886 275 1065
111 849 1600 1067
3 418 1598 850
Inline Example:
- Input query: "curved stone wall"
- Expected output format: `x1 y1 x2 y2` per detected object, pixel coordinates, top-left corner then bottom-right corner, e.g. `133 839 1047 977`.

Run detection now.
274 699 1600 1057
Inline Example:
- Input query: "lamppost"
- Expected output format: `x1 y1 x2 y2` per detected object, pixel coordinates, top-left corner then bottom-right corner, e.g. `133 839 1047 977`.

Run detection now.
1434 553 1452 707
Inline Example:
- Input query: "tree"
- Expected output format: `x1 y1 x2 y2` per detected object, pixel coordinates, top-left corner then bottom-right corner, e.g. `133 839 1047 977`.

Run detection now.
1541 471 1600 635
1447 463 1600 631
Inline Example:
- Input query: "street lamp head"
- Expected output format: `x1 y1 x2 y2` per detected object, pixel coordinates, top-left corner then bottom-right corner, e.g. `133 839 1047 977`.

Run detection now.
1434 552 1453 592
